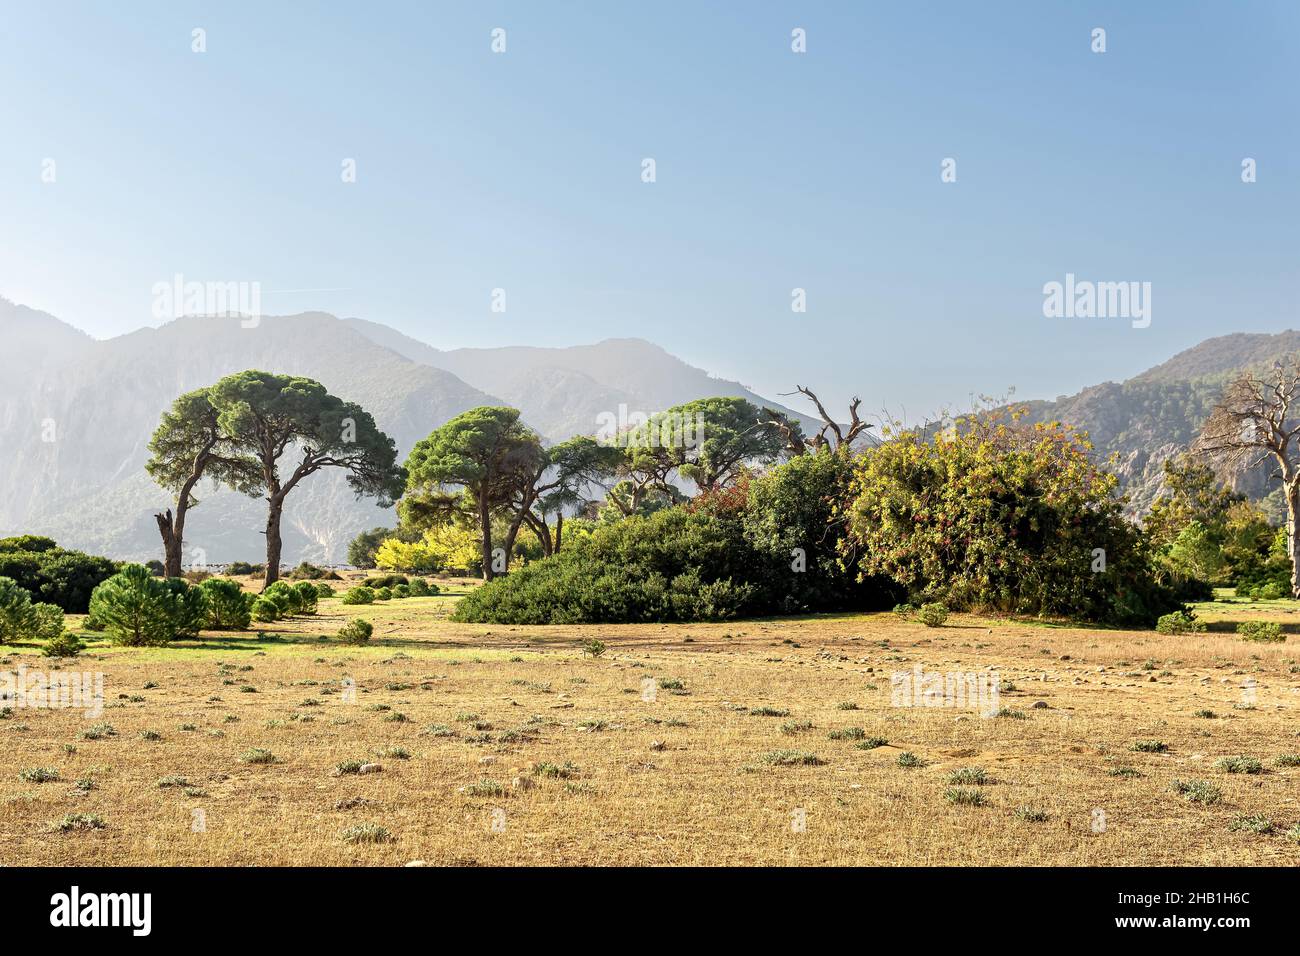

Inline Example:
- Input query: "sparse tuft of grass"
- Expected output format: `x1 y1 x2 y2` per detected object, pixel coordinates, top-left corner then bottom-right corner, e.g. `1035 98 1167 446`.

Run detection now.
1014 805 1048 822
944 787 986 806
461 779 506 797
239 748 276 765
1228 814 1274 834
1131 739 1169 753
50 813 105 833
339 823 393 844
749 706 789 717
532 761 579 779
761 750 823 766
828 727 867 741
1215 755 1263 775
855 737 889 750
945 766 989 786
1171 779 1221 804
19 767 60 783
896 751 925 768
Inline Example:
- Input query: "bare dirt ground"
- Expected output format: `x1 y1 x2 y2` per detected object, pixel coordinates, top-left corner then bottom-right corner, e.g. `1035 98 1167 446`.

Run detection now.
3 579 1298 866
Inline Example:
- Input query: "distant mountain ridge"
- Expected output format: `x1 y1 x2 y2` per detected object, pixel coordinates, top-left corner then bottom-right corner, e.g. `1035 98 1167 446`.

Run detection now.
3 298 1292 562
1018 330 1300 518
0 301 816 563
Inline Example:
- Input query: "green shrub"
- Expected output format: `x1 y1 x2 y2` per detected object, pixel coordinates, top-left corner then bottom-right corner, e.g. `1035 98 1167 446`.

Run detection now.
226 561 257 576
291 581 319 615
1156 609 1206 635
32 603 65 641
407 578 438 597
87 564 182 646
845 414 1181 625
0 577 37 643
341 586 375 606
362 574 408 590
741 450 895 612
0 542 117 613
313 582 335 599
0 535 58 553
199 578 252 630
1237 621 1284 643
916 602 949 627
374 586 393 601
162 578 208 638
264 581 303 615
288 562 327 580
391 584 410 599
1252 581 1287 601
41 631 84 658
453 508 760 624
338 618 373 645
251 597 280 623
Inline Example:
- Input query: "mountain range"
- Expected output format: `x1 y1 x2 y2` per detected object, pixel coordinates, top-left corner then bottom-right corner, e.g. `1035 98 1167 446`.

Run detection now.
0 299 818 563
1 298 1293 563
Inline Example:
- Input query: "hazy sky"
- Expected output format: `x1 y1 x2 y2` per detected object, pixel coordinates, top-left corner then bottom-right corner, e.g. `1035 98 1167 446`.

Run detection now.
2 1 1297 418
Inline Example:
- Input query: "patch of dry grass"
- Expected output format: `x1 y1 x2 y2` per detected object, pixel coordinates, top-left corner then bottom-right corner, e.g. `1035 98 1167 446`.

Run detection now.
1 583 1299 865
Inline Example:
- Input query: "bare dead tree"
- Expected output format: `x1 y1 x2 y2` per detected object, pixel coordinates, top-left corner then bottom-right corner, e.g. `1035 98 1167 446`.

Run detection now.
771 385 873 454
1194 360 1300 597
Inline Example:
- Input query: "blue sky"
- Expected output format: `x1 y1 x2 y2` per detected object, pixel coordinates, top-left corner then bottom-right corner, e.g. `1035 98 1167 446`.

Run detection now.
2 1 1297 418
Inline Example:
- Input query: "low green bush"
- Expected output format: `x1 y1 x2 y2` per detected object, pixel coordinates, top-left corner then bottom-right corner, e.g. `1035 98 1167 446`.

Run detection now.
1237 620 1284 643
0 576 38 643
916 602 949 627
291 581 319 615
0 540 117 613
162 578 208 638
338 618 373 645
41 631 84 658
341 586 375 606
199 578 252 630
87 564 182 646
362 574 408 590
1156 609 1206 635
251 597 280 623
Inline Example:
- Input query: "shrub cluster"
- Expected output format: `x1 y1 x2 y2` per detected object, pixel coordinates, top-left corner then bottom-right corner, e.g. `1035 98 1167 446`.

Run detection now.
1155 609 1206 635
1237 620 1284 643
845 415 1183 626
0 576 66 645
454 457 897 625
0 536 117 613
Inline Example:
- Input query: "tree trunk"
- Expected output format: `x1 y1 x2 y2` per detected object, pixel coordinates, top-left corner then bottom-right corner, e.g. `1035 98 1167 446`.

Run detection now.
1288 482 1300 600
554 512 564 554
154 509 182 578
264 495 284 589
478 494 494 581
503 515 526 571
524 512 552 556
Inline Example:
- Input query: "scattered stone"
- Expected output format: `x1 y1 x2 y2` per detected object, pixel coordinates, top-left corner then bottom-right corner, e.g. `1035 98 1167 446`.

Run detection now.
358 763 382 774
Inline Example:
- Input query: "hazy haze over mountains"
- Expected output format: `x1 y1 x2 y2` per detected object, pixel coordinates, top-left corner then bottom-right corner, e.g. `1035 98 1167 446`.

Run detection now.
2 298 1295 564
0 300 816 563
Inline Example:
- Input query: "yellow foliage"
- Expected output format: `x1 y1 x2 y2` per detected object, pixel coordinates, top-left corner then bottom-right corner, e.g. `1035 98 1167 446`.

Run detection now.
374 524 481 574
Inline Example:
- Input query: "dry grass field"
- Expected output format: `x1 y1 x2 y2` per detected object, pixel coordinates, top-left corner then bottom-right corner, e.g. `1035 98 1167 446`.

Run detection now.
3 578 1299 866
